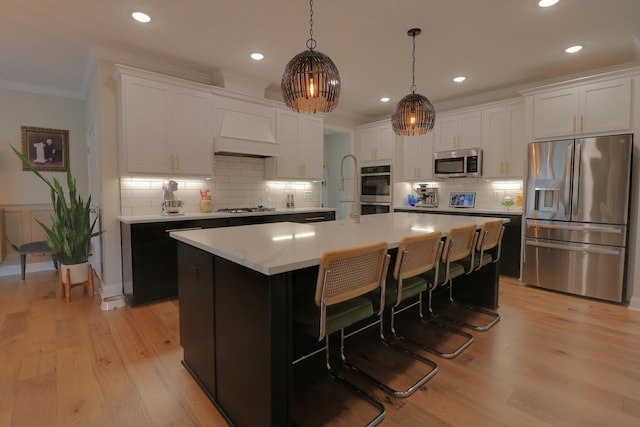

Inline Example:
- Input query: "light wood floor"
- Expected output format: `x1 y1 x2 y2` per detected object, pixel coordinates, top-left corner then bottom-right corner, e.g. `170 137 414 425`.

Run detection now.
1 271 640 426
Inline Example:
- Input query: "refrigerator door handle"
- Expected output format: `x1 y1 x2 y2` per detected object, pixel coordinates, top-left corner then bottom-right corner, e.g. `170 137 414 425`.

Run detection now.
525 239 621 256
572 140 582 217
526 221 622 234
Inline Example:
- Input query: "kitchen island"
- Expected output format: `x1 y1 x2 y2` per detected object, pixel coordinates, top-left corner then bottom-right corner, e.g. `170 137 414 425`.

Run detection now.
170 212 506 426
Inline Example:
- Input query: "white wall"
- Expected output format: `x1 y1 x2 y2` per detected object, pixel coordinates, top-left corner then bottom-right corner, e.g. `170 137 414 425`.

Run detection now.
0 87 88 276
0 88 88 204
119 156 321 216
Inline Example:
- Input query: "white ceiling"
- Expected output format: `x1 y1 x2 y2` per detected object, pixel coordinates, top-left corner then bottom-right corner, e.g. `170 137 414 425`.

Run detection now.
2 0 639 122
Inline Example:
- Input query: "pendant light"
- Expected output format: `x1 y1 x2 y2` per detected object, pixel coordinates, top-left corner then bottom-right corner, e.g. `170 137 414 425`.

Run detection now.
281 0 341 113
391 28 436 136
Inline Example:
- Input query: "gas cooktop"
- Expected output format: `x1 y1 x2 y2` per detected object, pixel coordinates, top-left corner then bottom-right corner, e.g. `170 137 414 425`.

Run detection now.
216 207 276 213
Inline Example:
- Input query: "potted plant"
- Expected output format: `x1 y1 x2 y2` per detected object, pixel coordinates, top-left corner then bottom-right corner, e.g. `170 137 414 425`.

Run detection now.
10 145 103 287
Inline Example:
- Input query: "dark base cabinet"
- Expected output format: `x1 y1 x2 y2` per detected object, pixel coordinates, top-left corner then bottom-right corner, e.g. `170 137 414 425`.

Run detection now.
395 209 522 278
121 218 227 306
177 242 291 427
178 244 215 397
121 211 335 306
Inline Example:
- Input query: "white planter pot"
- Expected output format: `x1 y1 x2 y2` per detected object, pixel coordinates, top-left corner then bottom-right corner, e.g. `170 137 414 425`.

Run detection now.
60 261 90 285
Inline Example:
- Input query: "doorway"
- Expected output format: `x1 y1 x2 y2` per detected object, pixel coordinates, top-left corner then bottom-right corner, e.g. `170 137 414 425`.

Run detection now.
323 127 353 221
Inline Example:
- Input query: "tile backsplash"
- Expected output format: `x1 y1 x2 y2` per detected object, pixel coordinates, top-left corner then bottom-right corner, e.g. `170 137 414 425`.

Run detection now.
396 178 524 211
120 155 322 216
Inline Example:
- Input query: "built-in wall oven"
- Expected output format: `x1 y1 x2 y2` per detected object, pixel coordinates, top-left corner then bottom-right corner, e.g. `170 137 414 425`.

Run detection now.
360 165 392 215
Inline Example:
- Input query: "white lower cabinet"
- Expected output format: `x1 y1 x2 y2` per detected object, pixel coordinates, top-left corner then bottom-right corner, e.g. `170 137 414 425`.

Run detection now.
117 67 213 176
265 109 323 180
402 132 434 181
482 101 525 178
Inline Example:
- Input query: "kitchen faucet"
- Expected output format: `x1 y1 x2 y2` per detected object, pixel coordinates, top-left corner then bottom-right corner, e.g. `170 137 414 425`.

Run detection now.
339 154 360 223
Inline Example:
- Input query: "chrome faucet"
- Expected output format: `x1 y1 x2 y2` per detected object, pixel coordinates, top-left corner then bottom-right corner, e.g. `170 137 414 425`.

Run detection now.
339 154 360 223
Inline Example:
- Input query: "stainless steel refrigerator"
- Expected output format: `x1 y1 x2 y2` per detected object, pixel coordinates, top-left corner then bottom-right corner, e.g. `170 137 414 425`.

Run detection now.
522 134 632 302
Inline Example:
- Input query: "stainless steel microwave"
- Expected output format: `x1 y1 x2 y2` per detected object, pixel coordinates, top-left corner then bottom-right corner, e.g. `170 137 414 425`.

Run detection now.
433 148 482 178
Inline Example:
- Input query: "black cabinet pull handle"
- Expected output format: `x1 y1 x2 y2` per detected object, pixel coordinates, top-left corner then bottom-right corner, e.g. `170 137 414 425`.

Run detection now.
189 265 198 280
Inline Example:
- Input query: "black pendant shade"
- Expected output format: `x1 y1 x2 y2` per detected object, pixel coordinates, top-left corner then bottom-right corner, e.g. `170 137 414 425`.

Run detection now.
281 0 340 114
281 49 341 114
391 28 436 136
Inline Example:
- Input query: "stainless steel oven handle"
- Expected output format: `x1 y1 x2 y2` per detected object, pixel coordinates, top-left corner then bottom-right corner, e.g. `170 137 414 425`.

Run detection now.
361 172 391 177
527 222 621 234
304 216 326 221
165 227 203 233
525 239 621 256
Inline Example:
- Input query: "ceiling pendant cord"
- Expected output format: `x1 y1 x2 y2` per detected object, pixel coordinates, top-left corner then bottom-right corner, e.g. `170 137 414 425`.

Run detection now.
391 28 436 137
281 0 341 114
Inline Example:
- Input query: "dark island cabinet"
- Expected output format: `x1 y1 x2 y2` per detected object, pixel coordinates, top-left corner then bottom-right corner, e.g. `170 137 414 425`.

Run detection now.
121 218 228 306
121 210 335 306
177 243 216 399
395 209 522 278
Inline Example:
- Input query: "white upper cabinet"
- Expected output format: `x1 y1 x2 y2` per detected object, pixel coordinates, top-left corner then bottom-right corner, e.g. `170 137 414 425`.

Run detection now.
531 77 631 139
265 109 323 180
356 121 393 163
402 132 434 181
482 101 525 178
117 67 213 176
434 110 482 152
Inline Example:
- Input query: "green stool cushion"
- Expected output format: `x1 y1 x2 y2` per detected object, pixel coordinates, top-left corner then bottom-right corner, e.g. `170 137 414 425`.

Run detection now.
293 296 374 340
385 276 428 306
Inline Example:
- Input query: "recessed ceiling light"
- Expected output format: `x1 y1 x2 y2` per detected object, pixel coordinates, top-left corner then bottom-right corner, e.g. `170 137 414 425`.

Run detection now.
250 53 264 61
131 12 151 23
380 97 390 103
453 76 466 83
565 45 583 53
538 0 559 7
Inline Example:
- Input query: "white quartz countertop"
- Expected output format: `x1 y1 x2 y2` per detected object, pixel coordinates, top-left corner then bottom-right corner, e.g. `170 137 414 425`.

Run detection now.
170 212 509 276
117 207 336 224
397 206 523 215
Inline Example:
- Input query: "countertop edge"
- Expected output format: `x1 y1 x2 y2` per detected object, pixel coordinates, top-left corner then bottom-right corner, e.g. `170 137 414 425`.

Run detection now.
118 207 337 224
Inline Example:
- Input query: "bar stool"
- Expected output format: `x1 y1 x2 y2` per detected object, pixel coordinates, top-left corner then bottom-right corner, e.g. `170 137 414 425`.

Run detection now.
292 241 390 426
436 219 503 331
377 232 442 387
419 224 477 359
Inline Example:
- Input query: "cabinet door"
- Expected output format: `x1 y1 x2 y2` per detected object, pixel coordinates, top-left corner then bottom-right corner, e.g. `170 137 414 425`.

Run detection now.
402 132 433 180
266 110 323 179
580 78 631 134
374 123 393 161
178 243 215 397
482 102 525 178
272 109 301 178
357 122 393 163
358 126 378 162
299 114 324 179
121 76 172 173
173 87 213 175
434 111 481 151
531 88 579 139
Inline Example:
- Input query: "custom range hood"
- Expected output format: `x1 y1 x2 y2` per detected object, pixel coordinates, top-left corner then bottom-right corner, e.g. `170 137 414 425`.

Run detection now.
212 70 279 158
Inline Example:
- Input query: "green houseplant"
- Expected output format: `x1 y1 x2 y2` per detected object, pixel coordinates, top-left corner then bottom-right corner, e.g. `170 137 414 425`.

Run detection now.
10 145 102 267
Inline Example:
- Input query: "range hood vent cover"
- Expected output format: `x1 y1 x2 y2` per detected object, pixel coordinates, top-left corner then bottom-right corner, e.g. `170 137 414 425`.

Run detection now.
212 97 278 157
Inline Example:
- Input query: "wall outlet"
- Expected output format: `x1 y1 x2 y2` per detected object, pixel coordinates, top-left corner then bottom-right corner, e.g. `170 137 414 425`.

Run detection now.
493 191 502 200
304 191 312 200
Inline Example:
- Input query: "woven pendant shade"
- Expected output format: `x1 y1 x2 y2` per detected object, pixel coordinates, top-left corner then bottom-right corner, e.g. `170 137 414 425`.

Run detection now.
391 93 435 136
281 49 341 113
391 28 435 136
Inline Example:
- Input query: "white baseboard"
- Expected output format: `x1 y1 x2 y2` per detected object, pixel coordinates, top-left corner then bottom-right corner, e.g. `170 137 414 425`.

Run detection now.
628 296 640 311
99 282 123 299
0 261 56 278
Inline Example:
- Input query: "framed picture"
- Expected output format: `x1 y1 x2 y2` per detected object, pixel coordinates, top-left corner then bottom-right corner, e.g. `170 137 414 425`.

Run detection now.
21 126 69 172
